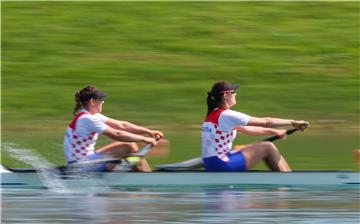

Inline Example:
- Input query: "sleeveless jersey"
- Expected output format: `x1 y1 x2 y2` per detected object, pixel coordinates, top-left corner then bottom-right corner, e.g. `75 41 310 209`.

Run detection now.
201 108 251 162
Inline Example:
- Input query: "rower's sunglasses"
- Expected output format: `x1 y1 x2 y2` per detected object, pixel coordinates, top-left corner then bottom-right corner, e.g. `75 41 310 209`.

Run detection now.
93 97 105 102
221 90 236 94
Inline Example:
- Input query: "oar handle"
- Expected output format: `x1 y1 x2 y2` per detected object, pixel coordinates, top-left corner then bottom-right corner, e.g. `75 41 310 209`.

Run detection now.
130 136 162 157
262 128 299 142
131 144 153 157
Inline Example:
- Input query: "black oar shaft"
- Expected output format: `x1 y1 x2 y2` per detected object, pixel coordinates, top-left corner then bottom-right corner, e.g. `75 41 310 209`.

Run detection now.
262 128 298 142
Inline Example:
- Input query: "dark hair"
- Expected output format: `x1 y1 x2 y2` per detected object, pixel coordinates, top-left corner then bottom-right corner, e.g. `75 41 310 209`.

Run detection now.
206 81 239 115
207 90 224 116
73 86 98 115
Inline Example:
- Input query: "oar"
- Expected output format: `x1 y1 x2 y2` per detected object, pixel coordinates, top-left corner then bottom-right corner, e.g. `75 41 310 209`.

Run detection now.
62 141 158 173
130 135 165 157
3 141 160 174
156 127 305 171
130 143 153 157
263 123 308 142
262 128 298 142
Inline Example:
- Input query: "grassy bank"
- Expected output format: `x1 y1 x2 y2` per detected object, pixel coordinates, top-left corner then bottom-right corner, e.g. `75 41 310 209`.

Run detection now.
2 2 359 169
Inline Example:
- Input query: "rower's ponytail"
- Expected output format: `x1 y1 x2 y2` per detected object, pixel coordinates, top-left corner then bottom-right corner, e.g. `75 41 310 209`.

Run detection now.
73 91 82 115
207 92 218 115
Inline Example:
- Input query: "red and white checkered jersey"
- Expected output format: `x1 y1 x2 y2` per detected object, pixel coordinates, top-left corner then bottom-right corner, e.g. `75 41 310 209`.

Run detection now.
201 108 251 162
63 109 109 163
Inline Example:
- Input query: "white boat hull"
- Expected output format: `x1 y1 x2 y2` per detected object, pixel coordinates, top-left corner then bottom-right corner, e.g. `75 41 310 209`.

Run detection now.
1 171 359 189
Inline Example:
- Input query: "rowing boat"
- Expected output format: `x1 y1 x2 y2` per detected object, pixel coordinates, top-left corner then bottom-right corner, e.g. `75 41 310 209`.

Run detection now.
1 166 359 189
2 130 358 189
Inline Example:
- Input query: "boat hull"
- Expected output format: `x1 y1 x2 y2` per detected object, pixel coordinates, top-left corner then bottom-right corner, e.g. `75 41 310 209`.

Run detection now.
1 171 359 189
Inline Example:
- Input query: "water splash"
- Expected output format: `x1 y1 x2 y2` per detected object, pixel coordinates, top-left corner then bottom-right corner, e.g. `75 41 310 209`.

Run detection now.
2 142 115 193
3 142 70 192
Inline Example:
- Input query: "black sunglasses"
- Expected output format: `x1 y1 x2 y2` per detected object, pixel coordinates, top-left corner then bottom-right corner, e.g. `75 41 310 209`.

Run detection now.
93 97 105 102
221 90 236 94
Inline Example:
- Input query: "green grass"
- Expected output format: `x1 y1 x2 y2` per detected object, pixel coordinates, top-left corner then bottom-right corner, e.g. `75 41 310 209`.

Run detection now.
2 2 359 170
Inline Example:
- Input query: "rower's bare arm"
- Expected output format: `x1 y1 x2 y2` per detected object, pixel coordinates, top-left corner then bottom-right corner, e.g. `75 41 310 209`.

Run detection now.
106 118 163 138
236 126 286 137
106 118 144 133
103 127 157 145
248 117 309 130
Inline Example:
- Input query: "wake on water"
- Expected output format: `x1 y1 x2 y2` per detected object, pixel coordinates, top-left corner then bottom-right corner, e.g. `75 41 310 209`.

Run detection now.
3 142 113 193
2 142 72 192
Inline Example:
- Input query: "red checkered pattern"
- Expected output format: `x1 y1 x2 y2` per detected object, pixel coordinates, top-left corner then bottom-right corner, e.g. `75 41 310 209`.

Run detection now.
65 112 98 162
202 108 237 162
68 131 98 161
213 127 235 161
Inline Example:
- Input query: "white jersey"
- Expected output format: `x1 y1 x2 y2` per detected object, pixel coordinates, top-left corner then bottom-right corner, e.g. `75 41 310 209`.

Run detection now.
201 108 251 162
63 109 109 163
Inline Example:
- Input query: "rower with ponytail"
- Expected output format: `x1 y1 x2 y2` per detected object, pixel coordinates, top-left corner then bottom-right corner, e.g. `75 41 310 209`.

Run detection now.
64 85 163 172
201 81 309 173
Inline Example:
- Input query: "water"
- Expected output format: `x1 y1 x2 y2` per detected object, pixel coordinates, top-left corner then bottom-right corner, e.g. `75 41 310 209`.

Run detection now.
2 143 359 223
2 143 68 192
1 187 359 224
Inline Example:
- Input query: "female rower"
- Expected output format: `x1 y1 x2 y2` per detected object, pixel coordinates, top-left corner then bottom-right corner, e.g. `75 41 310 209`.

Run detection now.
64 86 163 172
202 81 309 172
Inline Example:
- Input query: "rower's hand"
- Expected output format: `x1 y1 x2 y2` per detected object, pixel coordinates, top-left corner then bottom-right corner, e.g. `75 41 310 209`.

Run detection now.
148 130 164 141
292 120 310 131
274 129 287 139
143 137 158 146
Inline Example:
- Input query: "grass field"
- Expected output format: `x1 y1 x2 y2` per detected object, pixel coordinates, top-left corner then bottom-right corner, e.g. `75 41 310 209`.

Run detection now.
2 2 359 170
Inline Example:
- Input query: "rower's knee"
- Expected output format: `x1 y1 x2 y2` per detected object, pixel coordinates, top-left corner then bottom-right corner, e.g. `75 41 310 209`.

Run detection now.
258 141 276 149
128 143 139 153
258 141 279 155
112 142 138 153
